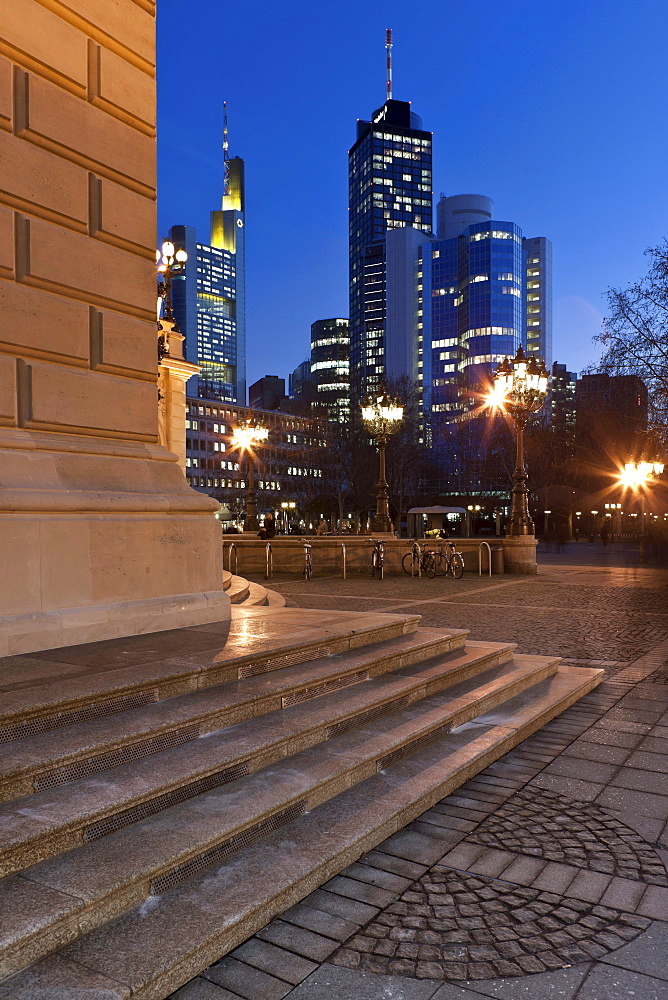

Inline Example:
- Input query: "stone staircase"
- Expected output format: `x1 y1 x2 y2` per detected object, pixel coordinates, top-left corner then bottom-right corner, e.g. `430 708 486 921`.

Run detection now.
223 569 286 607
0 606 602 999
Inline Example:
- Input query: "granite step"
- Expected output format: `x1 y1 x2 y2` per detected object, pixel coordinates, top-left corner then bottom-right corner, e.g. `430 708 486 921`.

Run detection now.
0 665 602 999
0 634 502 875
0 627 468 804
0 652 563 980
0 610 422 744
226 574 250 604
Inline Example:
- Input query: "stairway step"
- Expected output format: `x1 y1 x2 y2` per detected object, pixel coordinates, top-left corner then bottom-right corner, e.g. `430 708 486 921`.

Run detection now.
0 665 602 999
264 588 287 608
0 633 496 876
243 581 270 605
0 652 563 980
226 575 250 603
0 610 422 744
0 627 466 804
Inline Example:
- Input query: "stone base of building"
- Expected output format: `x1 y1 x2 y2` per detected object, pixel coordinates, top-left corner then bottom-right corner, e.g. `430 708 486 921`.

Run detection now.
0 431 229 654
502 536 538 574
0 589 232 656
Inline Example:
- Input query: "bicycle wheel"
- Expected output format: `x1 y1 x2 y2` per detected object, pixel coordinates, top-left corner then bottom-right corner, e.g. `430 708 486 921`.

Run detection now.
402 552 418 575
371 549 379 577
423 552 437 578
450 553 464 579
433 553 448 576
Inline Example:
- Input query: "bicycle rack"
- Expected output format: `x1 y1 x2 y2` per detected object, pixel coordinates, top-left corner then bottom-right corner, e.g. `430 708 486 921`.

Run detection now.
375 540 385 581
478 540 492 577
227 542 238 576
341 543 346 579
265 542 273 580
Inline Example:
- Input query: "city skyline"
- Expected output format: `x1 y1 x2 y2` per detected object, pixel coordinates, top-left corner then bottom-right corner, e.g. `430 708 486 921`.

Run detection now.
157 0 668 393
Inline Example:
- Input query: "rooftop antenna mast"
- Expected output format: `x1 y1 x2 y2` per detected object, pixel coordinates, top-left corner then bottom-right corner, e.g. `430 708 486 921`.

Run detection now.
222 100 230 198
385 28 393 100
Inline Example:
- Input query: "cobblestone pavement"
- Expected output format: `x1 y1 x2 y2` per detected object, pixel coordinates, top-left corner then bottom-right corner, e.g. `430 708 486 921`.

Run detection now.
172 545 668 1000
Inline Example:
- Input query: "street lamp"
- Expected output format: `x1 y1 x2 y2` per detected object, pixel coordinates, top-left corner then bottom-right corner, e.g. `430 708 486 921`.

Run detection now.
280 500 296 533
361 390 404 534
619 460 664 562
231 421 269 532
156 240 188 359
490 346 549 536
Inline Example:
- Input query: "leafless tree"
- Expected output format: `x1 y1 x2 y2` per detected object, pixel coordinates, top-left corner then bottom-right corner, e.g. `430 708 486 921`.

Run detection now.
591 241 668 446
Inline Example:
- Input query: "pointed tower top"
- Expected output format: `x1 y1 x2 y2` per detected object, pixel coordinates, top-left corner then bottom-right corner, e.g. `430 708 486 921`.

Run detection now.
385 28 393 100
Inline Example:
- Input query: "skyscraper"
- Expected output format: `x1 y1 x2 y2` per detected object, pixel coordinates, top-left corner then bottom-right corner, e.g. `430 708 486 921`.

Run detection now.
168 109 246 405
384 195 553 420
310 318 350 423
348 31 433 400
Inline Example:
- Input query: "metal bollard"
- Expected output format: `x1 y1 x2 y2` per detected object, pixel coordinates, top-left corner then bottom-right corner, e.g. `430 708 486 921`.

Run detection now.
227 542 238 575
265 542 273 579
341 543 346 579
478 541 492 577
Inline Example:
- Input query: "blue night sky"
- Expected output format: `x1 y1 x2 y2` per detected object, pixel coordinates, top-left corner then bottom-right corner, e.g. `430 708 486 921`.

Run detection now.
157 0 668 393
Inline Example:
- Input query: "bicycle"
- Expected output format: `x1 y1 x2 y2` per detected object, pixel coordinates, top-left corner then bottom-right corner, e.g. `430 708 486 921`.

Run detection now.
401 540 437 578
302 540 313 580
432 539 465 579
370 538 385 580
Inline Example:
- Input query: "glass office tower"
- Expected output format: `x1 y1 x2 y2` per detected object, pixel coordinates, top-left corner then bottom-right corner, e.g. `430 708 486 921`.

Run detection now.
310 318 350 423
348 98 432 399
426 195 552 419
168 154 247 406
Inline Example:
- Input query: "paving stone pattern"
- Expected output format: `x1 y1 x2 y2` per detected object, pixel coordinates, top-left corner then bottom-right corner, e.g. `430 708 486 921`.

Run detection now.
329 869 651 981
172 552 668 999
467 787 668 885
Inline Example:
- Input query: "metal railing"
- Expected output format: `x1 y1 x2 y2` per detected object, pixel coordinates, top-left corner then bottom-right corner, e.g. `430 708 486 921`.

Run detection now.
226 542 238 576
265 542 273 580
341 542 347 579
478 541 492 577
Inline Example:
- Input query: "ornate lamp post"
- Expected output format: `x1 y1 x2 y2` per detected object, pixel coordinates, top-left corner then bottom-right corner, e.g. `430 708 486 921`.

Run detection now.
619 460 664 562
490 346 549 536
156 240 188 360
231 422 269 532
361 390 404 534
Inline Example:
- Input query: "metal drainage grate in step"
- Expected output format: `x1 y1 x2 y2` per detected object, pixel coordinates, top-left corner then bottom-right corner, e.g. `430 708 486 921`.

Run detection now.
239 646 334 679
150 799 307 895
282 670 368 708
326 695 411 740
377 720 453 772
36 725 201 792
0 690 158 745
83 760 251 842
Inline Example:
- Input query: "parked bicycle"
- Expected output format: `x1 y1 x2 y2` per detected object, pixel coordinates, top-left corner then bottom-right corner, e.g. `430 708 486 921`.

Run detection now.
370 538 385 580
302 540 313 580
402 540 437 578
432 539 465 579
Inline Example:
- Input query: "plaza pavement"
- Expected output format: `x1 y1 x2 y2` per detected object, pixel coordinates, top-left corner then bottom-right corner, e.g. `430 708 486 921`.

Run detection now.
172 542 668 1000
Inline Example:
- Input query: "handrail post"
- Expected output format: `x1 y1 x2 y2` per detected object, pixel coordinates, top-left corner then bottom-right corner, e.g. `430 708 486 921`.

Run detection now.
227 542 238 576
478 540 492 577
265 542 273 579
341 542 346 579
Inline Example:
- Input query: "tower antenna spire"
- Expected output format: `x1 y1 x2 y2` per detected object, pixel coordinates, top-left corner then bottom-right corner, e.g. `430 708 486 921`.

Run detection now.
222 101 230 199
385 28 393 100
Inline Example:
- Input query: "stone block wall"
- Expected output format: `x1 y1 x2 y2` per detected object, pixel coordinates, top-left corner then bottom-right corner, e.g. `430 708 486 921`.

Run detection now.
0 0 229 652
